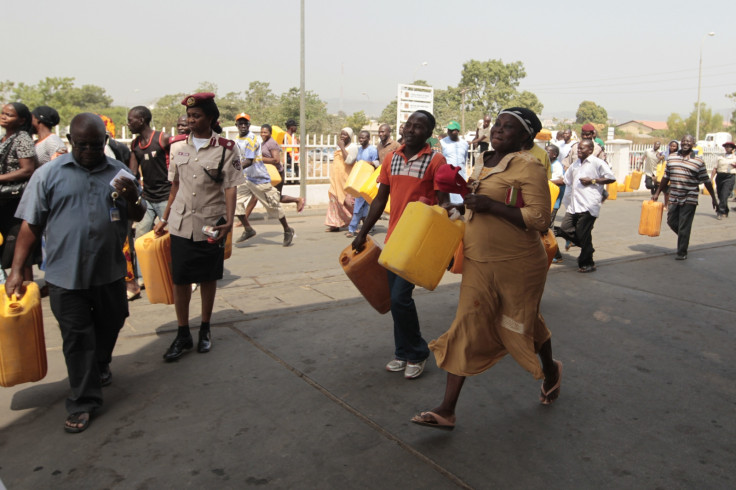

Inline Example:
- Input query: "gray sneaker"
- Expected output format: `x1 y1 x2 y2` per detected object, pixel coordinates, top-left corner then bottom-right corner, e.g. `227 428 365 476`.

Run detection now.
404 360 427 379
385 359 407 372
236 228 256 243
283 227 295 247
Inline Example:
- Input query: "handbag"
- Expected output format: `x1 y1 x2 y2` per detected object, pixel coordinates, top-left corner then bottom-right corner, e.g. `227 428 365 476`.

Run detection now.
0 134 28 201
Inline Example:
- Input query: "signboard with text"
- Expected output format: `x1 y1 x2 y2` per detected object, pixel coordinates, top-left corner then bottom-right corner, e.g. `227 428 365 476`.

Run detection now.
396 84 434 137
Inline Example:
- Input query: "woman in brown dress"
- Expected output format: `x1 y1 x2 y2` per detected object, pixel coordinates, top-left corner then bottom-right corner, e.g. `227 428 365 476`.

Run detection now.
412 107 562 430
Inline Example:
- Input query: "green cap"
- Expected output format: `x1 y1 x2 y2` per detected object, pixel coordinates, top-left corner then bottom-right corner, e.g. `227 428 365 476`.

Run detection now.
447 120 461 131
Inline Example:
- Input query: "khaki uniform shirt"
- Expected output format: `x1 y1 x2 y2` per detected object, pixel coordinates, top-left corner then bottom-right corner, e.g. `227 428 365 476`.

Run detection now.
168 132 246 241
715 154 736 174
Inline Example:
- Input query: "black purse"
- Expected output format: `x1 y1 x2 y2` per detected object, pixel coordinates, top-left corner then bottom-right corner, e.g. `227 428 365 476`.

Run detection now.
0 134 29 201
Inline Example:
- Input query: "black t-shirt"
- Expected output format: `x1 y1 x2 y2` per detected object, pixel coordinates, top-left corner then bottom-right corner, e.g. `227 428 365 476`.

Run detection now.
131 131 171 202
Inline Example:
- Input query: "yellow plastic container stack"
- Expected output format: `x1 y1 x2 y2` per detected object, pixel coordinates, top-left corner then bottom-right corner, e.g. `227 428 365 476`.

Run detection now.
359 166 382 203
548 181 560 212
271 126 285 150
0 282 47 387
629 170 643 191
339 236 391 314
607 182 617 200
344 161 376 198
624 175 632 192
638 200 664 237
378 202 464 291
617 183 625 192
134 230 174 304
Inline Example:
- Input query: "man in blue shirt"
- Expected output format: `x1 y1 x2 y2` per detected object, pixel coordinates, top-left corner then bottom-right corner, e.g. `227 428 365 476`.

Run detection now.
5 113 146 433
440 121 469 204
346 130 379 237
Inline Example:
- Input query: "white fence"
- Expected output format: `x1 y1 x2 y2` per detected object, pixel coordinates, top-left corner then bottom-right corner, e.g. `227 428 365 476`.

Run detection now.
627 143 724 173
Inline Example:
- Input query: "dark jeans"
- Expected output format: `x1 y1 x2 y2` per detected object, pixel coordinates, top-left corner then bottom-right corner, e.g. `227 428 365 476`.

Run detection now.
555 211 597 268
48 278 128 414
667 203 697 257
715 173 735 216
387 270 429 363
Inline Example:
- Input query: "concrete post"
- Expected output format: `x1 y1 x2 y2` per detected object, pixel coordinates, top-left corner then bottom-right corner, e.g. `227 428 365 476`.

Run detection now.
605 139 632 186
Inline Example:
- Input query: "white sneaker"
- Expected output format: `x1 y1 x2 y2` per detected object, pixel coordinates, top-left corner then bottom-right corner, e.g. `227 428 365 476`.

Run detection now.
404 360 427 379
385 359 407 372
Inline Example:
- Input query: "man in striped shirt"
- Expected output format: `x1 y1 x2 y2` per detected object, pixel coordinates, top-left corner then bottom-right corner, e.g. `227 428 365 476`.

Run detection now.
652 135 717 260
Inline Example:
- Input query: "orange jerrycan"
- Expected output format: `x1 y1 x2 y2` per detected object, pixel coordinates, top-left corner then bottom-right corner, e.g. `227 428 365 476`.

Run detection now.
540 230 558 269
339 236 391 314
134 230 174 304
629 170 643 191
607 182 617 200
638 201 664 237
359 165 382 203
0 282 47 387
344 161 376 198
378 202 464 291
548 181 560 212
224 230 233 260
449 241 464 274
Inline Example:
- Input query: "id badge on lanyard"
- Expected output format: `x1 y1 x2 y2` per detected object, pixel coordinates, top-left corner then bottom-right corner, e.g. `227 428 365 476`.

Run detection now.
110 191 121 222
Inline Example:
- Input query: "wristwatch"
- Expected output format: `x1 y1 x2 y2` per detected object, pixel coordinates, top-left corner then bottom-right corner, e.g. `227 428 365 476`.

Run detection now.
135 195 143 206
591 179 597 185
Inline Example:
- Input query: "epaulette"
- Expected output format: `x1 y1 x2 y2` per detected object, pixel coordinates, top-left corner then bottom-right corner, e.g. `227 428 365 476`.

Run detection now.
218 137 235 150
169 134 188 144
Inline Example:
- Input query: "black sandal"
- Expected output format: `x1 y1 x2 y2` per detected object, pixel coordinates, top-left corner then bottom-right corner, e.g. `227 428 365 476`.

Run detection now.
64 412 91 434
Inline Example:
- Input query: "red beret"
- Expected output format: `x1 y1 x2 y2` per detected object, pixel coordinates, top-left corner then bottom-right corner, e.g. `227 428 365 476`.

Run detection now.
581 123 596 132
181 92 216 107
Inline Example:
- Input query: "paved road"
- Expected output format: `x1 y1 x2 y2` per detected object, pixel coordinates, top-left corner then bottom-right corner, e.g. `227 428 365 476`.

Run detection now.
1 193 735 489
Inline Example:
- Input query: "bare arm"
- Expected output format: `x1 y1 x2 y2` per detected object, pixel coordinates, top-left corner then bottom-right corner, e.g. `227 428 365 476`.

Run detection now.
351 184 390 252
153 180 179 236
3 222 42 297
128 150 139 176
0 157 34 183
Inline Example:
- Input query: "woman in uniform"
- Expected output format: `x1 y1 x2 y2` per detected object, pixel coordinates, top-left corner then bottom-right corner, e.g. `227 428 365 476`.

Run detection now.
154 92 245 362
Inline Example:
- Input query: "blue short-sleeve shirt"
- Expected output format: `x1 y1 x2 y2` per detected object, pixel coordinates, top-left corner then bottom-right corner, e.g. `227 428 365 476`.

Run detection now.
15 153 139 290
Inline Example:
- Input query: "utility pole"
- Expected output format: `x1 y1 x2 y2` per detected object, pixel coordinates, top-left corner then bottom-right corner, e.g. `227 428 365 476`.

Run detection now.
299 0 306 199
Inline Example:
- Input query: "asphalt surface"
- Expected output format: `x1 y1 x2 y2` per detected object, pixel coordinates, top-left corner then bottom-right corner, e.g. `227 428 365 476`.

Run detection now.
1 193 734 489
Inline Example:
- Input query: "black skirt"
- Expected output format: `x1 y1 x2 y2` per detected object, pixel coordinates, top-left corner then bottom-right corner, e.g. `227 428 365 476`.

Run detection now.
170 234 224 285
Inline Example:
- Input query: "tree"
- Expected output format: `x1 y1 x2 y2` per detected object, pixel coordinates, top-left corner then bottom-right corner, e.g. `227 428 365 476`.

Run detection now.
1 77 120 131
243 81 277 124
272 87 330 134
727 92 736 129
458 59 543 118
345 111 370 135
575 101 608 124
151 92 188 129
666 103 724 140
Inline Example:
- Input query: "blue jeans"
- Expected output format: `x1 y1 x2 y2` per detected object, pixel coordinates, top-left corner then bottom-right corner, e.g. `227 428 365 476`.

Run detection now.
349 197 369 233
134 200 168 278
387 271 429 363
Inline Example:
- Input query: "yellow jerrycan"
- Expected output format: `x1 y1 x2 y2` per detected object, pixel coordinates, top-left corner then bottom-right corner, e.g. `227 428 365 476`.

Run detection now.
344 161 376 198
629 170 643 191
266 164 282 187
134 230 174 304
607 182 617 200
378 202 464 291
0 282 47 387
548 181 560 212
359 165 382 203
224 230 233 260
656 163 665 181
339 236 391 314
623 174 632 192
638 200 664 237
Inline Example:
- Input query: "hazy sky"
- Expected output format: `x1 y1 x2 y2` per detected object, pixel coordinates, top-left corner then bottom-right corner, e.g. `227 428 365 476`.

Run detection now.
3 0 734 123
